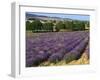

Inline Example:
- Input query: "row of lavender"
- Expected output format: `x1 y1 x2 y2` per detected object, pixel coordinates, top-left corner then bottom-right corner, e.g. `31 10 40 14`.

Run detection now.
26 31 89 67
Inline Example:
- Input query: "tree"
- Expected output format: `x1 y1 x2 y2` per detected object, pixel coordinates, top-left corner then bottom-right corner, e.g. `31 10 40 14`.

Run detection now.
43 22 53 32
71 20 85 31
64 21 73 30
31 20 43 32
26 21 32 30
55 21 65 31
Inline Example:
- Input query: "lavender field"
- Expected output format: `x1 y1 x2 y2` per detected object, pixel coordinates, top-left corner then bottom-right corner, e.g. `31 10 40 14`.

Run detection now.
26 31 89 67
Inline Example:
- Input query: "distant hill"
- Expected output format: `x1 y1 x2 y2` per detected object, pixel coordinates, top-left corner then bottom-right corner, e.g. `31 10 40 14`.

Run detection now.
26 13 72 21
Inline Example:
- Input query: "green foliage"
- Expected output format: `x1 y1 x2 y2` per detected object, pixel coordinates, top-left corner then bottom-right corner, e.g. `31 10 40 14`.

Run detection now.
43 22 53 31
72 21 85 31
33 20 43 30
26 19 89 32
64 21 73 30
55 21 65 31
85 21 90 27
26 21 32 30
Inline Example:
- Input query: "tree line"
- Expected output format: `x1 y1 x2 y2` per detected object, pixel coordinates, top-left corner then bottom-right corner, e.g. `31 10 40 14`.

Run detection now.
26 19 89 32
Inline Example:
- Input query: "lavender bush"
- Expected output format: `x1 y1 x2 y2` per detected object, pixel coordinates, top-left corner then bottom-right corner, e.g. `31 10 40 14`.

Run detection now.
26 31 89 67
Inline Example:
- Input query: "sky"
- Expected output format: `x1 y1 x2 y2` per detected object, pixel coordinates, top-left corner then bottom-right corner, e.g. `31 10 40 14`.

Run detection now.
27 12 90 21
